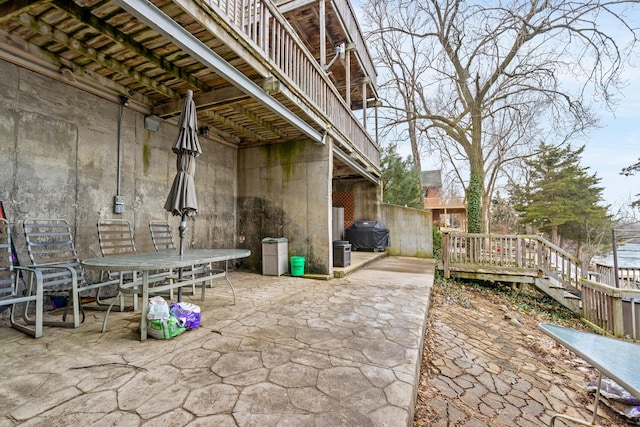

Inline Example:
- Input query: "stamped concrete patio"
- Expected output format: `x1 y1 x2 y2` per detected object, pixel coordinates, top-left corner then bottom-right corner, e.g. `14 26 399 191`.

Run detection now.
0 254 434 426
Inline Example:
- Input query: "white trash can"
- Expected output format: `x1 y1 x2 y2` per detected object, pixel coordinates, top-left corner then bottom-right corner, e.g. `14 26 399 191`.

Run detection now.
262 237 288 276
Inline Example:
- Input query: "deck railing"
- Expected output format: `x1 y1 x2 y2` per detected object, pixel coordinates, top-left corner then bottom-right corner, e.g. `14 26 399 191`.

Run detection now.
444 233 537 268
443 232 640 339
425 196 466 208
590 262 640 289
443 232 585 292
425 197 466 207
200 0 379 165
582 280 640 340
331 0 377 84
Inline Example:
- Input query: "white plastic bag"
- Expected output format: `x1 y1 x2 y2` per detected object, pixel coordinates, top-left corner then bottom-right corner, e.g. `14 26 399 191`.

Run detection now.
146 296 185 339
147 296 169 321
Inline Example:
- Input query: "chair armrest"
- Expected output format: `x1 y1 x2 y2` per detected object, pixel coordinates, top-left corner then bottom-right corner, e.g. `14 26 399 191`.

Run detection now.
12 266 44 298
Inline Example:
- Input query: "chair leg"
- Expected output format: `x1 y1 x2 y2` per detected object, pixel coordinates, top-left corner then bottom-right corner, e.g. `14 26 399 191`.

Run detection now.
22 278 82 328
208 262 214 288
10 302 43 338
102 291 122 333
61 289 85 325
94 286 111 307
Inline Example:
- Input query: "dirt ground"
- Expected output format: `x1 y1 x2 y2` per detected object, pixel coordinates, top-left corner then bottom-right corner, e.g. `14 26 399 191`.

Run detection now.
413 280 637 426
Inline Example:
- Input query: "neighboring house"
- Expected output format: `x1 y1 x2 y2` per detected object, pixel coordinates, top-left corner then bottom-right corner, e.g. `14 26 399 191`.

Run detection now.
0 0 431 274
422 170 466 231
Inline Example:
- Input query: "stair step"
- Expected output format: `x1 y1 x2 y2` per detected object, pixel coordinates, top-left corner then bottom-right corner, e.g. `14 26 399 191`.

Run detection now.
563 291 581 300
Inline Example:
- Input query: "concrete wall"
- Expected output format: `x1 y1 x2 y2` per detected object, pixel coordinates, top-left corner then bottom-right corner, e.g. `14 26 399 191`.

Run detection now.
237 140 332 274
382 204 433 258
0 60 238 264
352 180 382 222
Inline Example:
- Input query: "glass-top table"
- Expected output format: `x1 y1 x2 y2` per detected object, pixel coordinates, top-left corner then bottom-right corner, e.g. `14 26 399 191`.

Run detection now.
539 323 640 426
82 249 251 340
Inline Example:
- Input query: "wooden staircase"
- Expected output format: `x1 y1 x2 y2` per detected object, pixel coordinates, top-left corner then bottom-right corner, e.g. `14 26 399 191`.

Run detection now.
441 232 640 339
441 232 587 315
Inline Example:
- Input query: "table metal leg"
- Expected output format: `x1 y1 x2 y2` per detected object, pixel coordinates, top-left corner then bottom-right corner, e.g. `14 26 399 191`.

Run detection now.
140 271 149 341
549 371 603 426
224 260 236 305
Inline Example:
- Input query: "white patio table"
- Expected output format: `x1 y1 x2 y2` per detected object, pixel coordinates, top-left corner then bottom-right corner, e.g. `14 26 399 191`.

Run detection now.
82 248 250 340
539 323 640 426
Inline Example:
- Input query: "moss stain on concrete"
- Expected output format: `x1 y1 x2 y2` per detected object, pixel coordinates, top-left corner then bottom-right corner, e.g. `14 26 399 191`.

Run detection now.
143 139 151 174
260 141 303 183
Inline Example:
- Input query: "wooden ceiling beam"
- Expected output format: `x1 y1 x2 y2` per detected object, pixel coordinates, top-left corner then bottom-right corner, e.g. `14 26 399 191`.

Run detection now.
200 109 263 141
152 85 248 117
230 103 287 138
17 13 179 99
0 29 155 107
0 0 45 24
51 0 210 94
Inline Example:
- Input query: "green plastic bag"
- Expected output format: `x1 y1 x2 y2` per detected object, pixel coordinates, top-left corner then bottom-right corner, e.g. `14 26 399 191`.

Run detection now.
148 315 186 339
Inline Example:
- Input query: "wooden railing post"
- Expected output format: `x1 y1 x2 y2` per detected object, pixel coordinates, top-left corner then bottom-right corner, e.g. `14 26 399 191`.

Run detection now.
612 289 625 338
443 232 450 279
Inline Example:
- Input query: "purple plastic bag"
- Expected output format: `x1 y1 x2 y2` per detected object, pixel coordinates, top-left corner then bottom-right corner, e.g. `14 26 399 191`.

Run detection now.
169 302 201 329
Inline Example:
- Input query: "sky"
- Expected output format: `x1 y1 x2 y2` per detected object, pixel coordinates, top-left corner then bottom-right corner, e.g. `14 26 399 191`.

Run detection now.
579 81 640 211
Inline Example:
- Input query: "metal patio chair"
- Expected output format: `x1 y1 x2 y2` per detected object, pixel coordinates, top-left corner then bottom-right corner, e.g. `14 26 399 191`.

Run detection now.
149 220 199 297
23 218 122 328
0 218 44 338
149 220 176 252
98 219 172 331
149 220 234 303
97 219 141 315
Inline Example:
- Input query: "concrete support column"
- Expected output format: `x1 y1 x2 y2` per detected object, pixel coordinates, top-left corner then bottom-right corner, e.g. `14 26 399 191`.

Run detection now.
237 140 333 274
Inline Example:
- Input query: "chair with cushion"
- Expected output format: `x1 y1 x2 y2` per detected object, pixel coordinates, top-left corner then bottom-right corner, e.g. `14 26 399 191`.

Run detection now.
23 218 121 328
0 218 44 337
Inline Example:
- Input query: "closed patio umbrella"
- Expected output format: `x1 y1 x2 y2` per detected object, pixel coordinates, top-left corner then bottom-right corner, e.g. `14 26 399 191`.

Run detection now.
164 89 202 300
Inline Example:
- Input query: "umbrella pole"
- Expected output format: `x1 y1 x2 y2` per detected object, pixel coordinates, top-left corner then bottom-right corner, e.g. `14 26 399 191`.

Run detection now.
178 214 187 302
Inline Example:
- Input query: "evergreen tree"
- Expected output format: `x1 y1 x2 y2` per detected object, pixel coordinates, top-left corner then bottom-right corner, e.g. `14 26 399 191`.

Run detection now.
621 158 640 208
380 145 423 209
511 143 611 248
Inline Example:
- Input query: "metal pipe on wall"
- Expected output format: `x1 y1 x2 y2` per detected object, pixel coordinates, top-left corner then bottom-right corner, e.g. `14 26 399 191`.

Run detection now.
113 95 128 214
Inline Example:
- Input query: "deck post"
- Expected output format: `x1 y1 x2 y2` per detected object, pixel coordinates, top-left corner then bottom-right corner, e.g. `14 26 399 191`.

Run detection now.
612 289 625 338
319 0 326 69
443 232 450 279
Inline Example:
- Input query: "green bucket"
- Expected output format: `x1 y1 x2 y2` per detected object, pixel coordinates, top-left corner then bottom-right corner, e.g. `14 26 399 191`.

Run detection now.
290 256 305 276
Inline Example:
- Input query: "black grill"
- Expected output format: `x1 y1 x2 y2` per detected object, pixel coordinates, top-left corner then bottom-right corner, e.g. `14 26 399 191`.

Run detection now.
345 221 390 251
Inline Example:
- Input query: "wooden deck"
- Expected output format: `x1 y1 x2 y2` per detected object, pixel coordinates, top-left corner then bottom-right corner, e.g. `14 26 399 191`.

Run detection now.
441 232 640 340
0 0 380 180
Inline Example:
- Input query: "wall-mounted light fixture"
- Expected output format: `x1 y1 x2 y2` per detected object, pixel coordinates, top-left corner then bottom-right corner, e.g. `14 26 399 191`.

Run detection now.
199 125 210 137
118 95 129 107
59 67 76 83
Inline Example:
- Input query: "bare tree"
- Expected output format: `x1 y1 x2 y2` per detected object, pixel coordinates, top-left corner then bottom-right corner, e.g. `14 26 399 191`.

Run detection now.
364 0 638 232
367 3 433 192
